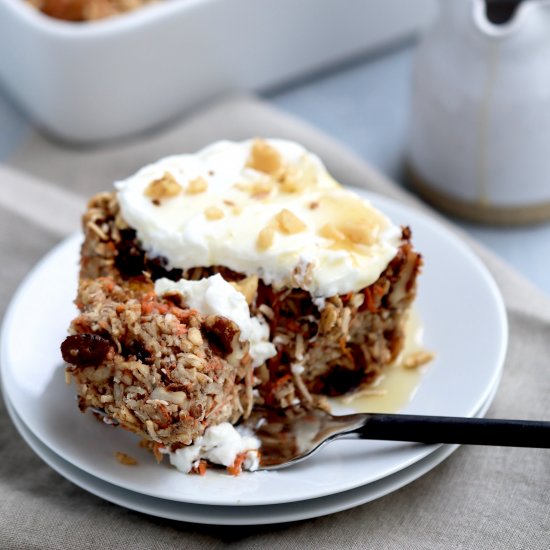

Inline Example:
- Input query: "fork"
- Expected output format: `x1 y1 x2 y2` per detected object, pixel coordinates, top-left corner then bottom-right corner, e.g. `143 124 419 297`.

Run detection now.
241 406 550 470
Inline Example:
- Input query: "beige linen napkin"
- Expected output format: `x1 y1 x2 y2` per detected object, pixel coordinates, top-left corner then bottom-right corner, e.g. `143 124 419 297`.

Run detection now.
1 96 549 549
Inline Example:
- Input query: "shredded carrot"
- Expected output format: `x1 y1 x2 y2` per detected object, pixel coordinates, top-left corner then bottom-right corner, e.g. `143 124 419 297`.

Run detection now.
141 301 154 314
227 453 246 476
341 292 353 303
273 373 292 389
156 302 169 314
170 306 191 320
141 291 170 315
116 304 125 314
197 460 207 476
140 291 156 313
152 443 164 463
339 336 354 362
364 287 378 313
206 395 234 418
374 284 386 297
97 277 115 292
285 319 301 332
175 324 188 335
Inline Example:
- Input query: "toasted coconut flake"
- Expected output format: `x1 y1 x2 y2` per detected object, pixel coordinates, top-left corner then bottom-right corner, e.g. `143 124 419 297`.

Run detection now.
292 371 313 403
341 307 351 335
258 304 275 320
87 220 109 241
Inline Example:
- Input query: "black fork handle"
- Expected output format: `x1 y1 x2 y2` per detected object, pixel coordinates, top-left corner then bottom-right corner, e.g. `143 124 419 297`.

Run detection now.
352 414 550 448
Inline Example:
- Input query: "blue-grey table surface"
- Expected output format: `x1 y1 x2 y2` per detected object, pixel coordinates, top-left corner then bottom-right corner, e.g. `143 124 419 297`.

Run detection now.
1 42 549 297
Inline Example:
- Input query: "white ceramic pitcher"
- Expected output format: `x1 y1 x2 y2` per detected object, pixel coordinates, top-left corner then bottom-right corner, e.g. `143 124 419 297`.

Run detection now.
408 0 550 224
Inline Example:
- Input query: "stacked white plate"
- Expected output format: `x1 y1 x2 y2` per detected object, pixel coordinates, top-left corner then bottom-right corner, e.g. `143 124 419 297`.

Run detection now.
1 191 508 525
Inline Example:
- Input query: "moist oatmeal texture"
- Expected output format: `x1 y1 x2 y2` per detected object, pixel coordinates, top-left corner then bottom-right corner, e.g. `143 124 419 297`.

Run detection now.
61 139 422 472
62 275 253 453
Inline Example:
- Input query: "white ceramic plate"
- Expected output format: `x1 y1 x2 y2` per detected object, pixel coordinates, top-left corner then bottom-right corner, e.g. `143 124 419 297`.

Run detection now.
0 191 507 506
3 377 498 525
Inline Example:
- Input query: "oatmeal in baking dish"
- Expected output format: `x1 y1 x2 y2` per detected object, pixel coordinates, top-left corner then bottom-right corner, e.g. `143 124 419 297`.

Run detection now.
28 0 158 21
61 139 422 474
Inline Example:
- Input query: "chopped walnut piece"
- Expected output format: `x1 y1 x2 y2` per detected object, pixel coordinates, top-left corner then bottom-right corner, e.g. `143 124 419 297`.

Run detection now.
247 139 282 174
257 226 275 250
319 223 346 242
115 452 138 466
230 275 259 305
251 180 274 197
340 221 375 245
144 172 182 202
403 350 434 369
278 156 317 193
204 206 224 220
275 209 306 234
319 221 374 246
279 172 300 193
186 177 208 194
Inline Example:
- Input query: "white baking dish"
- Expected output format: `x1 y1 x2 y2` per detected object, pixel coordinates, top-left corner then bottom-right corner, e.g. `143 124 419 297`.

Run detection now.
0 0 435 143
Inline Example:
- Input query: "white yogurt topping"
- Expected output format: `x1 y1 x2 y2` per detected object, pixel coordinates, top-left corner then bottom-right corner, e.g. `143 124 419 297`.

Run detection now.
116 139 402 297
154 274 276 368
168 422 260 474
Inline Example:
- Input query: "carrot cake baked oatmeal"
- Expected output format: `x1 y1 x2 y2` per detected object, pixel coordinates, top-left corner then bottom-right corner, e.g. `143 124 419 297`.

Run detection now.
61 138 422 474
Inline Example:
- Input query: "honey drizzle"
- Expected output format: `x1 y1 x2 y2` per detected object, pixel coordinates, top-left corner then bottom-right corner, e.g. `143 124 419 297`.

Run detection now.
334 309 431 414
